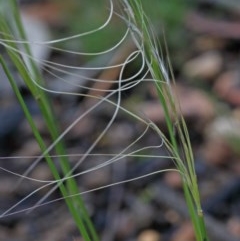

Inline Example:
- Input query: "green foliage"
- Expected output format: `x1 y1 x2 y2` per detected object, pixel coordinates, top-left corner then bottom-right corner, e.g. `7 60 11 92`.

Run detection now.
54 0 191 55
55 0 125 52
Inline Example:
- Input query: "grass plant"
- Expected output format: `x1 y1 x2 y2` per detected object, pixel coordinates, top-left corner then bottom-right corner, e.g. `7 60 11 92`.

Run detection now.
0 1 99 240
123 1 209 240
0 0 209 240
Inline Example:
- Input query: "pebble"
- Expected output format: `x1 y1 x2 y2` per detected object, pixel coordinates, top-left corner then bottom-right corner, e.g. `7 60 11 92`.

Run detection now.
137 229 161 241
230 161 240 175
175 85 215 122
30 163 52 183
214 71 240 106
204 116 240 165
0 178 18 195
0 226 10 240
12 139 42 166
64 115 96 140
137 101 164 123
170 222 195 241
163 171 182 189
72 237 84 241
142 84 215 124
131 199 155 228
201 138 233 166
164 210 181 224
206 116 240 139
105 122 135 146
115 211 136 239
183 51 222 80
227 217 240 237
194 36 226 52
82 164 111 189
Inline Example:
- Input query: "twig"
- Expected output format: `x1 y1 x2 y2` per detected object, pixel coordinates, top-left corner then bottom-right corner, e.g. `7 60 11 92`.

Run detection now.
186 11 240 39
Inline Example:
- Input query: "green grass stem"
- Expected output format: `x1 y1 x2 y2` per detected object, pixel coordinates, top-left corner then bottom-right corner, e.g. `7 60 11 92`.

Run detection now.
0 1 99 240
123 1 209 240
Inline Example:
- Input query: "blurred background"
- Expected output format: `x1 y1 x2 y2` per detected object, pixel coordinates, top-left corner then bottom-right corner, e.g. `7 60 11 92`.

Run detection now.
0 0 240 241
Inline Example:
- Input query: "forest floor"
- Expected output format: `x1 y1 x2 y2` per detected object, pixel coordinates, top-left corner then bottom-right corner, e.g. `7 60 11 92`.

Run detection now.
0 1 240 241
